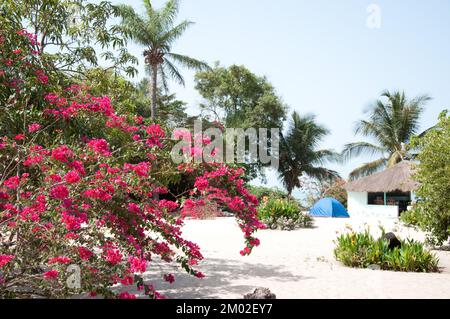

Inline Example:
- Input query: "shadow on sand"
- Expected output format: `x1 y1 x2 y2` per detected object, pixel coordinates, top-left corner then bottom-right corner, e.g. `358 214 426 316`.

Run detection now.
142 257 313 298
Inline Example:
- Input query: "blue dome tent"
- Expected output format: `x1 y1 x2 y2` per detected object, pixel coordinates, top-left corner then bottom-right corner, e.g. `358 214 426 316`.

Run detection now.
309 197 349 218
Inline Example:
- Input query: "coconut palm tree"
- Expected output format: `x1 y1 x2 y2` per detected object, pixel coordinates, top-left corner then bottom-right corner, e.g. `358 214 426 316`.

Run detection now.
343 90 431 180
278 111 340 196
119 0 209 119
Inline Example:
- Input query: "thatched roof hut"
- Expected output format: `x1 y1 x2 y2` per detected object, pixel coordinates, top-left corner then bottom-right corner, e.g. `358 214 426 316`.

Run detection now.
345 161 419 193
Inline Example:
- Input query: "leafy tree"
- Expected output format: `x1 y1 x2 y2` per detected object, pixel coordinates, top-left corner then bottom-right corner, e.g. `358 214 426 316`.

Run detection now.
411 111 450 245
195 63 287 129
343 90 430 180
278 112 340 196
1 0 138 78
119 0 209 119
134 78 188 127
322 178 347 208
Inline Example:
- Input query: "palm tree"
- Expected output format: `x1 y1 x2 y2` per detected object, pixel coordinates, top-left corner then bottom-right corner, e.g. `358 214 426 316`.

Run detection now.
119 0 209 119
343 90 430 180
278 111 340 196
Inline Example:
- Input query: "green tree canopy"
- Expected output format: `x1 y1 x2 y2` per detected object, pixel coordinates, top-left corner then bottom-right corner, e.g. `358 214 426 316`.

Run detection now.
412 110 450 245
1 0 138 78
195 63 287 129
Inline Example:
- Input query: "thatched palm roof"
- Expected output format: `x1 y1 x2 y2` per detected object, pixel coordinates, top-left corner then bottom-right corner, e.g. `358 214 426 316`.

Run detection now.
345 161 419 193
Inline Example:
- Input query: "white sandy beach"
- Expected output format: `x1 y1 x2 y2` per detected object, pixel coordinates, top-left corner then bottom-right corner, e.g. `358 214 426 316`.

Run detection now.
141 217 450 299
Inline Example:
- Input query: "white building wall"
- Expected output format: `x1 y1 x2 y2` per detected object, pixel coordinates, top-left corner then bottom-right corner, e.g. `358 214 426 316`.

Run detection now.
347 191 399 219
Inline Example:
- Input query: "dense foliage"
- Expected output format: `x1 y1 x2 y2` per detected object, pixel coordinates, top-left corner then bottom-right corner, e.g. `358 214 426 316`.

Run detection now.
247 185 290 201
334 229 438 272
0 22 263 298
195 64 286 129
302 176 346 209
1 0 138 78
258 198 313 231
279 112 340 196
411 111 450 245
399 208 423 228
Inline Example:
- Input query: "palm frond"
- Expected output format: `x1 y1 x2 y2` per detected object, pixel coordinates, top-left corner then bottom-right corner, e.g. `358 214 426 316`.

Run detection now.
162 58 185 86
167 53 210 71
160 0 180 28
342 141 385 161
348 157 387 180
304 166 341 181
158 64 170 92
160 20 194 46
118 4 151 45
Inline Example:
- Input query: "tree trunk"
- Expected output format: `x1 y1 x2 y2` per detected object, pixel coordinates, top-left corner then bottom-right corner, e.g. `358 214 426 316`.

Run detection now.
150 64 158 120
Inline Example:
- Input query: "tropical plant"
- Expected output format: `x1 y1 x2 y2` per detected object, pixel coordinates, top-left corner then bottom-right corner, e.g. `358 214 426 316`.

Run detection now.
411 111 450 245
334 228 439 272
133 78 189 127
119 0 209 119
247 185 290 202
301 176 347 209
322 178 347 208
0 24 263 298
343 90 430 180
1 0 138 77
258 198 312 230
278 111 340 196
400 207 423 228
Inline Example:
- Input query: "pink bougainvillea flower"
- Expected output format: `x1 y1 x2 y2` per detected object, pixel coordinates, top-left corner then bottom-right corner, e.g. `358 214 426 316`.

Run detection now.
0 255 14 268
194 177 209 192
78 247 93 261
120 276 134 286
35 70 48 84
48 256 71 264
127 203 141 215
51 145 73 163
43 270 59 280
28 123 41 133
50 185 69 200
87 138 111 157
163 274 175 284
4 176 20 189
118 291 136 299
106 249 123 265
13 134 25 141
128 256 146 273
64 170 80 184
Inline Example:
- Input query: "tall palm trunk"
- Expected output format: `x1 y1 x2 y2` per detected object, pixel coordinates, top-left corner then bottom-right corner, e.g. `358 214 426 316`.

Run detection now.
150 64 158 119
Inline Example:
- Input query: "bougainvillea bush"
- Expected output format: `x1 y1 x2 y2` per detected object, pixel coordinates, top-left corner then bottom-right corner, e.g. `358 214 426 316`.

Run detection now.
0 24 263 298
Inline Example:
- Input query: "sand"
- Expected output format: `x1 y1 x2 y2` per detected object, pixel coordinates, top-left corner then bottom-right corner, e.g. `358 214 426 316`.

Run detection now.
141 217 450 299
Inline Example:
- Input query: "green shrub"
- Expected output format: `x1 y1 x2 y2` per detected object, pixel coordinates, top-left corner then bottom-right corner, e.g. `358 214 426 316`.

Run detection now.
411 111 450 245
248 185 290 201
400 207 423 227
258 198 313 230
334 229 439 272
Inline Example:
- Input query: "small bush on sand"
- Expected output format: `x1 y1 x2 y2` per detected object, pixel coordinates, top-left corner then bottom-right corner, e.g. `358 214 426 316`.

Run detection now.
334 229 439 272
400 207 424 227
258 198 313 230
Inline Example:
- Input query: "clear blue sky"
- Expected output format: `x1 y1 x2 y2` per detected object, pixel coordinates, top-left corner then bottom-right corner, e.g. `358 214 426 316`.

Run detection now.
111 0 450 194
